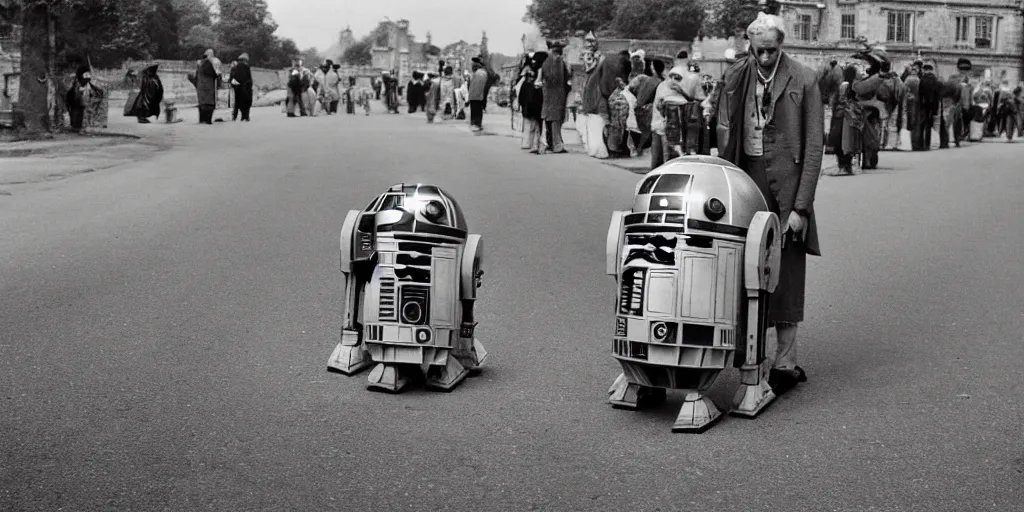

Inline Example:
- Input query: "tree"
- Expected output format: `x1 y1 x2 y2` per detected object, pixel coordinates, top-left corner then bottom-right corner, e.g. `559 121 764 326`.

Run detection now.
265 37 299 68
705 0 779 38
523 0 617 38
341 38 371 66
300 47 323 66
56 0 160 66
18 1 51 133
147 0 181 59
214 0 278 64
172 0 212 32
611 0 705 42
182 23 219 58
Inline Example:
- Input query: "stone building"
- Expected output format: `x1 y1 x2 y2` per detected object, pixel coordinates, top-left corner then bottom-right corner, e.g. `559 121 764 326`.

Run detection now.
774 0 1024 84
440 40 482 76
370 19 441 83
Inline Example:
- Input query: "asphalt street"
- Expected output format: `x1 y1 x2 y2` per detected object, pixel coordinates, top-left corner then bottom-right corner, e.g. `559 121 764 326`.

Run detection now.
1 107 1022 511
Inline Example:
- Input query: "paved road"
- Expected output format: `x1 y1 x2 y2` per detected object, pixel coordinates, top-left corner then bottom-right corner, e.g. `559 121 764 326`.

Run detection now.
1 108 1022 511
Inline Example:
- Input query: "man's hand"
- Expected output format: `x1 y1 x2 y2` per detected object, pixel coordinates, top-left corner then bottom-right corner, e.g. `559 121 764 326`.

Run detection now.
784 211 806 239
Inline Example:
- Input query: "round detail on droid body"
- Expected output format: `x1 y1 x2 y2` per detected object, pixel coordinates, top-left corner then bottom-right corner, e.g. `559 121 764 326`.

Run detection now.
422 200 446 222
652 322 671 343
415 328 432 344
704 197 726 220
402 301 424 324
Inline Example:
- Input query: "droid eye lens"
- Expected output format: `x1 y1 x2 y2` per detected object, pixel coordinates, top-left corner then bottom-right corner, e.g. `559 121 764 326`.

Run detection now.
704 198 726 220
423 201 445 221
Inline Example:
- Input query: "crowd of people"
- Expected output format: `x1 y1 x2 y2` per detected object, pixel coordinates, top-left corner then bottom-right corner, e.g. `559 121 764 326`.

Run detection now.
507 30 1024 176
511 32 718 165
280 57 374 117
821 53 1023 174
376 57 500 130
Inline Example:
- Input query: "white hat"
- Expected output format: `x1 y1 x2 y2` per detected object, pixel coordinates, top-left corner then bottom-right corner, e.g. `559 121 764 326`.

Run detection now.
747 12 787 40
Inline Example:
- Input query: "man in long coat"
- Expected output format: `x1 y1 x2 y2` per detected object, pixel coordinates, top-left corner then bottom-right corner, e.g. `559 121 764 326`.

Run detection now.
577 31 620 159
230 53 253 121
714 12 824 394
917 63 942 150
195 49 221 124
541 40 571 153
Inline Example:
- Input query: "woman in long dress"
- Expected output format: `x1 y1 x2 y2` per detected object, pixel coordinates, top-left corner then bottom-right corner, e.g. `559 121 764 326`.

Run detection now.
126 64 163 124
517 54 545 152
439 66 458 121
830 66 864 174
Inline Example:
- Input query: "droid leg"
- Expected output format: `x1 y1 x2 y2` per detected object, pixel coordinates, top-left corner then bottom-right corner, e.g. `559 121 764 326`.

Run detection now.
731 290 776 418
327 273 371 375
456 236 487 373
671 392 723 433
608 373 666 410
366 363 411 393
731 212 783 419
453 302 487 372
327 329 372 375
424 355 470 392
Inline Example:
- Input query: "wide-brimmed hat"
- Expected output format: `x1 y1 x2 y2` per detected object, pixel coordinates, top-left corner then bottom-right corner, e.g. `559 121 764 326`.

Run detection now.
238 53 249 61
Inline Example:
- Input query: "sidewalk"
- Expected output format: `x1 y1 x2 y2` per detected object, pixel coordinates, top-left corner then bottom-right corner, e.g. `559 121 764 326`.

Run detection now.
0 108 186 193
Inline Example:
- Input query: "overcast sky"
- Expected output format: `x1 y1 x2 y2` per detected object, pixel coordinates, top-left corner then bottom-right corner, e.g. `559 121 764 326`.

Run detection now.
264 0 537 55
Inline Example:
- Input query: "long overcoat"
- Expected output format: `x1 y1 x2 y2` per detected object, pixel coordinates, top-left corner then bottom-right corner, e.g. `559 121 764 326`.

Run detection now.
541 54 571 122
196 59 219 108
715 52 824 256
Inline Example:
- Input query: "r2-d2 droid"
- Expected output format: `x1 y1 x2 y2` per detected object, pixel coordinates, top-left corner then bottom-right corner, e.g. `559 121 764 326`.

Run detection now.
606 156 782 433
327 183 487 392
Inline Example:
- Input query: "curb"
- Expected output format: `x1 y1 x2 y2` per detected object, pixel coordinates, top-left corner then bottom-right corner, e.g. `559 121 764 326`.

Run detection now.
0 132 145 158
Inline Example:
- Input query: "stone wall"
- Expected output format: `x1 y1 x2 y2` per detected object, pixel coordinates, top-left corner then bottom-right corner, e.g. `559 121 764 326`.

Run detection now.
3 59 384 113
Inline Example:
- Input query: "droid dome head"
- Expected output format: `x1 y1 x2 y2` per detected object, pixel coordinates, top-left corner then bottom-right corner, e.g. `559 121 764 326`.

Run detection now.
630 156 769 236
363 183 468 240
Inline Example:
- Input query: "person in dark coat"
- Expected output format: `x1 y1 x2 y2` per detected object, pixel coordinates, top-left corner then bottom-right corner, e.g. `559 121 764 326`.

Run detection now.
230 53 253 122
406 71 425 113
194 49 221 124
518 52 545 153
66 65 103 133
917 63 942 150
124 63 164 124
714 13 824 394
541 40 571 153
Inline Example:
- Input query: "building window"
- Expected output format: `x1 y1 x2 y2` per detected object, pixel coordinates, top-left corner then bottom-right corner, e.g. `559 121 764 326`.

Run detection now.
841 13 856 40
975 16 993 49
887 12 914 43
794 14 814 41
955 16 970 43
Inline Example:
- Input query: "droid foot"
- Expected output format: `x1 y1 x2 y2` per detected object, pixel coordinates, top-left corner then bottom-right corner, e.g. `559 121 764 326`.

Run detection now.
366 363 411 393
326 337 371 376
671 392 722 433
453 338 487 374
731 380 776 418
425 356 470 392
608 373 666 410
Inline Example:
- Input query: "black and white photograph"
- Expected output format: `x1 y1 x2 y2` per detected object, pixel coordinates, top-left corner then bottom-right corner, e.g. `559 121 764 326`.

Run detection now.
1 0 1022 509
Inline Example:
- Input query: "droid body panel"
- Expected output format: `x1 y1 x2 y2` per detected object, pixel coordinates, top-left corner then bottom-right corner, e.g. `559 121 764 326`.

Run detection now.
328 184 486 392
606 156 782 433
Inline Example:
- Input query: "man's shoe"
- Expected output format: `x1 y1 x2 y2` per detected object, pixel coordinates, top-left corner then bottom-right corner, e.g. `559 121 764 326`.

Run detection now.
768 366 807 396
